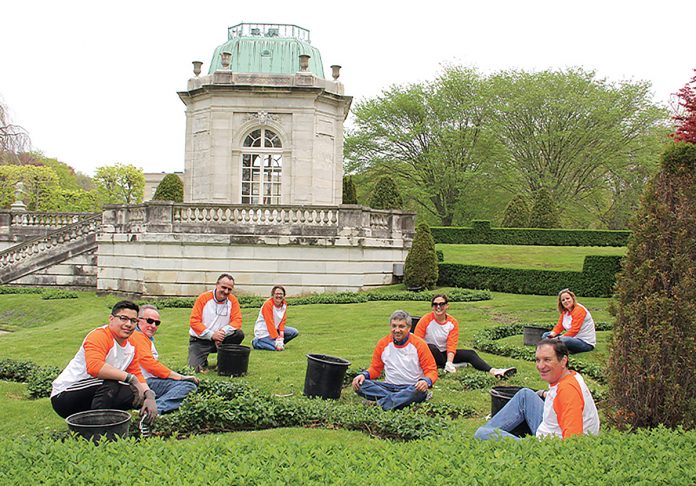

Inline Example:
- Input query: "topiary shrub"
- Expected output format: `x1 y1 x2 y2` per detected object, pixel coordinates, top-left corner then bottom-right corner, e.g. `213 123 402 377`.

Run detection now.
529 188 560 228
152 174 184 202
368 176 403 210
342 175 358 204
403 223 438 290
607 142 696 430
501 194 531 228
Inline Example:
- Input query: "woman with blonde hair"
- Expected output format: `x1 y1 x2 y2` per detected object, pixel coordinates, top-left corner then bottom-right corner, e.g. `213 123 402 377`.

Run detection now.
542 288 596 354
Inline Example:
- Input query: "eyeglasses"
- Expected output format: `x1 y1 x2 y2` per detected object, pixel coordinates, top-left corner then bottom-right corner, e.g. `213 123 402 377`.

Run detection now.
432 302 447 308
139 317 161 326
113 314 139 325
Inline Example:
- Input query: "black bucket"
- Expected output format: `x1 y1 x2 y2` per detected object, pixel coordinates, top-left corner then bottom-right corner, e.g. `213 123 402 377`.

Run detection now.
410 316 421 333
217 344 251 377
489 386 532 437
66 409 131 442
303 354 351 399
523 326 548 346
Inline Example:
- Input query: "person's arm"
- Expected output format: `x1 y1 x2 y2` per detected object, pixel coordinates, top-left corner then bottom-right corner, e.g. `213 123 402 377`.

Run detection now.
413 315 428 339
554 380 586 438
261 300 280 339
445 317 459 358
189 294 213 339
563 306 587 338
550 314 565 337
132 333 172 379
416 338 438 387
366 338 387 380
277 304 287 336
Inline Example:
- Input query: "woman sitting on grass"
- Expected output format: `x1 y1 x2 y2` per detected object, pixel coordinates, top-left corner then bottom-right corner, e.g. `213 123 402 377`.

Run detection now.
542 288 596 354
252 286 299 351
414 294 516 378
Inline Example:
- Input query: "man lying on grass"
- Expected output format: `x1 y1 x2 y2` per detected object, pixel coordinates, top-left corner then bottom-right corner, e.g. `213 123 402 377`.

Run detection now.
474 339 599 440
352 310 438 411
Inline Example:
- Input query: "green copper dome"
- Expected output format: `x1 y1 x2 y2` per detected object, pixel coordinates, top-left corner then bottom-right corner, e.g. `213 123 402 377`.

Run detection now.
208 23 325 78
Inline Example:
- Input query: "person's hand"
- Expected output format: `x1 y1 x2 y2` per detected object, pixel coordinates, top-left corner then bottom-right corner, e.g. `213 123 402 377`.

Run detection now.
125 373 144 408
536 389 546 399
415 379 429 393
180 375 200 385
140 390 158 424
352 374 365 391
548 332 557 338
212 329 226 345
444 362 456 374
275 338 285 351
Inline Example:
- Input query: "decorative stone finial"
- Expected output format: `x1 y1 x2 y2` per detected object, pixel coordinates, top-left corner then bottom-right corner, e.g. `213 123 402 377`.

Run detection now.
192 61 203 77
11 181 26 211
330 65 341 80
299 54 310 72
220 51 232 70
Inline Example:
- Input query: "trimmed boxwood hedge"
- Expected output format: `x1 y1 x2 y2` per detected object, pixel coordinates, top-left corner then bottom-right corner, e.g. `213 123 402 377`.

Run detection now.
432 220 630 246
438 255 623 297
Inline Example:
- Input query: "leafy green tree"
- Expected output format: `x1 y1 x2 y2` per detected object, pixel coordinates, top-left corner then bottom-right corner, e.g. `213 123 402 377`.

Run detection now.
608 142 696 430
93 163 144 205
153 173 184 202
501 194 531 228
0 165 59 210
342 175 358 204
403 222 438 290
368 176 403 210
529 188 560 228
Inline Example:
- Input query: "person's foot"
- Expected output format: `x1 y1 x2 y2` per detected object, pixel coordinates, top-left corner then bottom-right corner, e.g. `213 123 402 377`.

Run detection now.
426 391 433 401
362 399 378 407
490 367 517 379
453 362 469 369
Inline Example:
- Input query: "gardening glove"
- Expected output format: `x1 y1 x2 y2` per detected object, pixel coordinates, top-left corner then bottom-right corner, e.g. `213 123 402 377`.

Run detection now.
181 375 200 385
444 362 457 374
125 373 144 408
275 338 285 351
140 390 158 424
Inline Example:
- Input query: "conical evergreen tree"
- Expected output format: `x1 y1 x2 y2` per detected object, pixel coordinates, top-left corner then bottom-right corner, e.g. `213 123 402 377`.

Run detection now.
501 194 531 228
403 222 438 290
529 188 560 228
342 175 358 204
607 142 696 429
152 174 184 202
369 176 403 210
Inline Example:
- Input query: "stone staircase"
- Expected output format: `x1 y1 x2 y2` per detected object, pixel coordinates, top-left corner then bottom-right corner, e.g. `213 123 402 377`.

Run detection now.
0 214 101 284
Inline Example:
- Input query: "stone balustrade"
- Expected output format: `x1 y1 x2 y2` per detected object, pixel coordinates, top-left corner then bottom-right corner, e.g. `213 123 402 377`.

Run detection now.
9 212 97 228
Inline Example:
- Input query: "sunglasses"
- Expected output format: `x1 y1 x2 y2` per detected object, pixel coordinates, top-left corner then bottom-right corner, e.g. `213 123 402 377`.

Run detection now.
139 317 161 326
432 302 447 308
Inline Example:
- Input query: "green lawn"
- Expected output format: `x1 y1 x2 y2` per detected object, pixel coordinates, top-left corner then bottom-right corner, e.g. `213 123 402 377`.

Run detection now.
438 244 626 271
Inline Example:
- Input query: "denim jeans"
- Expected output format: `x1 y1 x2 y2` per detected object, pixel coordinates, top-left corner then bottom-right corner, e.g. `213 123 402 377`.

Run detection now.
146 377 198 414
474 388 544 440
541 332 594 354
252 326 299 351
355 380 427 411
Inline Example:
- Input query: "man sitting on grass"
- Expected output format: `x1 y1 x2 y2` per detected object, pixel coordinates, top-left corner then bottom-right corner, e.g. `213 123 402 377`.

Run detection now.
474 339 599 440
131 304 199 413
352 310 438 411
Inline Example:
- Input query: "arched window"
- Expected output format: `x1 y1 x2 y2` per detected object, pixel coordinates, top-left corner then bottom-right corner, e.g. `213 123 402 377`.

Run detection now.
241 128 282 204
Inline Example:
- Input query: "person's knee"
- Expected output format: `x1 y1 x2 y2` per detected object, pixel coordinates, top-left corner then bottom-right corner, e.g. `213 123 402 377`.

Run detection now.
474 427 490 440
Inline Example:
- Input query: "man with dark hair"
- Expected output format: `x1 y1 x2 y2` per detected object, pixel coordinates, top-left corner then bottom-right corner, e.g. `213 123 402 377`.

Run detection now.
352 310 438 410
131 304 199 413
50 300 158 423
474 339 599 440
188 273 244 371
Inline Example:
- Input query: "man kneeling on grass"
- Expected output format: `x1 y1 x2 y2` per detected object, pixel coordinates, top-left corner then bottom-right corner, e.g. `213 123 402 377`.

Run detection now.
474 339 599 440
352 310 438 411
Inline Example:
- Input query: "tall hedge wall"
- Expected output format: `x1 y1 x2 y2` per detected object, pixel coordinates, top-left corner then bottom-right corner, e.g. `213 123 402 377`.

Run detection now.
438 255 623 297
432 221 630 247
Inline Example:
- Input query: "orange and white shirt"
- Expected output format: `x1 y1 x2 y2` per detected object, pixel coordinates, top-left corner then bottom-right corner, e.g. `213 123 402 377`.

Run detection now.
365 334 438 386
414 312 459 354
536 371 600 439
552 303 596 346
254 298 287 340
189 290 242 340
131 329 172 380
51 325 144 397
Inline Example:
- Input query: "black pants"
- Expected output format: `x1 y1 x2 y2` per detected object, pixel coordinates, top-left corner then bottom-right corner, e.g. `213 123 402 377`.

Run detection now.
427 344 492 372
188 330 245 370
51 380 135 418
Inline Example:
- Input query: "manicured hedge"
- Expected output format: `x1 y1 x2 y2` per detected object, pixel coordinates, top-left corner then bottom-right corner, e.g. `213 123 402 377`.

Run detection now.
432 220 630 246
438 255 623 297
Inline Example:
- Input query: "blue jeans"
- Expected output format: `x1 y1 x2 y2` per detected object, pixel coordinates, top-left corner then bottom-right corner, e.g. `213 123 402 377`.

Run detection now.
474 388 544 440
252 326 299 351
355 380 427 411
542 332 594 354
146 377 198 414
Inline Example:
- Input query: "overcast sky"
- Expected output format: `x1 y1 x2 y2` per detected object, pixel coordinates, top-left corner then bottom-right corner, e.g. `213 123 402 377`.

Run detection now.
2 0 694 176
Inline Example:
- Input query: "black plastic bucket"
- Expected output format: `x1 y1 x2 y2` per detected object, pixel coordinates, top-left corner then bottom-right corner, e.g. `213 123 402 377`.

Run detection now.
66 409 131 442
303 354 351 399
523 326 548 346
410 316 421 333
217 344 251 376
489 386 532 437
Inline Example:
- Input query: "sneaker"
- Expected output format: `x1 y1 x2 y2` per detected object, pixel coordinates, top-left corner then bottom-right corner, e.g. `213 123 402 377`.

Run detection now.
491 367 517 379
426 391 433 401
362 399 377 407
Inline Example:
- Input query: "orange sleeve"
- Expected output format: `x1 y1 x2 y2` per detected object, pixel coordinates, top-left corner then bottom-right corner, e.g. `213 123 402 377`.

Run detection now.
125 357 146 383
261 299 279 339
131 332 171 379
367 337 388 379
228 295 242 329
446 316 459 354
563 306 587 337
413 314 430 339
554 379 585 438
552 314 565 335
189 293 209 335
83 328 114 377
277 303 287 333
415 337 438 384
